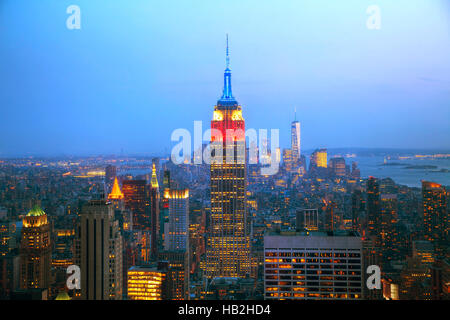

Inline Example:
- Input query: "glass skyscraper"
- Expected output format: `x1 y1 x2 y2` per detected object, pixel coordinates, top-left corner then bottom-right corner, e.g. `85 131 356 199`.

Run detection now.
291 118 300 162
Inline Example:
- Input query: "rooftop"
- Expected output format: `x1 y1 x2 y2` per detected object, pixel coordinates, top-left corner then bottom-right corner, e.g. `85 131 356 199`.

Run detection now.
266 230 360 237
26 205 46 217
108 177 124 200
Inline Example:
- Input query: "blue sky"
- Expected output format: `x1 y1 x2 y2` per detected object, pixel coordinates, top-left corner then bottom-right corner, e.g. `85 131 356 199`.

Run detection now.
1 0 449 156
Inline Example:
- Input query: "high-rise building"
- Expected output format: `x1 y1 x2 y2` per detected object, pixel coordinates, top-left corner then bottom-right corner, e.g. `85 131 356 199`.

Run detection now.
107 176 133 297
362 237 382 300
163 170 171 190
382 276 400 300
399 255 432 299
0 206 19 298
74 200 123 300
351 161 361 179
431 258 450 300
206 37 251 279
122 180 149 231
158 252 189 300
52 228 75 289
163 189 189 251
365 177 382 297
291 116 301 163
309 149 327 177
105 165 117 194
380 194 399 265
310 149 327 169
127 266 165 300
422 181 448 258
108 177 132 232
324 200 337 232
150 163 160 260
0 252 19 299
189 208 206 278
329 157 346 177
366 177 381 237
283 149 295 173
380 178 397 194
160 194 169 252
123 240 139 298
0 218 17 256
351 189 365 233
160 188 189 299
264 231 363 299
19 205 51 290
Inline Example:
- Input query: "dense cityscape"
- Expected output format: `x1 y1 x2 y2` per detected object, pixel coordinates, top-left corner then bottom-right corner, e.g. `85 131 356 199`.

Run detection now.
0 44 448 301
1 1 449 307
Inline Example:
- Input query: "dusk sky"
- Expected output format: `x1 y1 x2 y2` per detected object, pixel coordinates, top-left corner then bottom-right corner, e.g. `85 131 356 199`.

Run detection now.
1 0 449 156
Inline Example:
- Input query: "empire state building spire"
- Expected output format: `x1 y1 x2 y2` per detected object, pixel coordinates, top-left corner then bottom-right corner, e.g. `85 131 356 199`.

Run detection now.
220 34 235 102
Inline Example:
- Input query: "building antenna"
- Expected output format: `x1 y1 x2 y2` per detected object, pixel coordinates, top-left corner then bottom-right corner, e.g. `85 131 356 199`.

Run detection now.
226 34 230 69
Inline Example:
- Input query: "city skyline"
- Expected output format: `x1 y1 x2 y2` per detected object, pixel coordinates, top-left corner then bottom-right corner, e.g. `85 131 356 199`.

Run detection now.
0 55 449 300
1 0 450 157
1 0 449 305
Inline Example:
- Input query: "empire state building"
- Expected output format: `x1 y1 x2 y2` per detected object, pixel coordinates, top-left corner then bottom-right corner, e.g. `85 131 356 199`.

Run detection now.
205 37 251 279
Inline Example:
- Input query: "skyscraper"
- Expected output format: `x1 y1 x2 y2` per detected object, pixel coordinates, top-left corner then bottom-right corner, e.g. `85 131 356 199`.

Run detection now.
431 258 450 300
160 171 170 252
309 149 327 177
363 178 383 300
159 188 190 299
324 200 336 232
351 189 365 233
310 149 327 168
19 205 51 290
422 181 448 258
380 194 399 264
150 163 160 260
74 200 123 300
122 180 149 231
366 176 381 237
0 217 16 256
283 148 295 173
329 157 346 177
189 208 206 278
163 189 189 251
108 177 132 232
0 209 19 299
291 114 301 163
107 177 134 296
206 36 251 279
0 254 19 299
163 170 171 190
158 252 189 300
351 161 361 179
